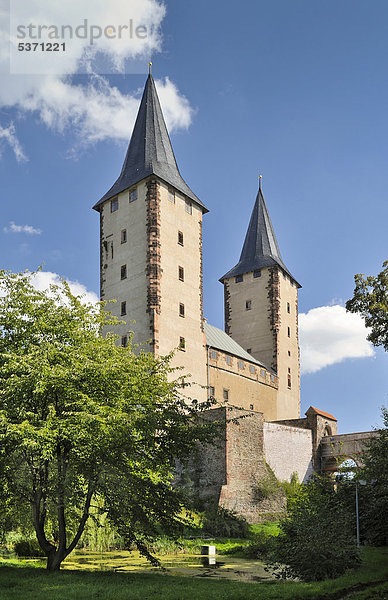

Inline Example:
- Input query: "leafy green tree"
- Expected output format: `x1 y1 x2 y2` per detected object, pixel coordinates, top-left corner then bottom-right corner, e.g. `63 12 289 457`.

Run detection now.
269 478 360 581
346 260 388 350
0 270 218 571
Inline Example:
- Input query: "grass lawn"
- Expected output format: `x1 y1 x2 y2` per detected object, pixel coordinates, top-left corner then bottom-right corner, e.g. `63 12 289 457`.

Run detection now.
0 547 387 600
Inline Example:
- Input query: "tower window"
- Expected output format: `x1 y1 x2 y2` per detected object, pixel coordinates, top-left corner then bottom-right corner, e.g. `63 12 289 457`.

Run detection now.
249 365 255 374
110 198 118 212
287 327 291 337
168 188 175 203
179 303 185 318
121 301 126 316
246 300 252 310
288 351 291 357
185 200 192 214
121 265 127 280
238 360 244 369
210 350 218 360
235 275 243 283
288 375 292 389
178 231 184 246
271 374 275 382
253 270 261 278
129 187 137 202
250 404 254 410
121 335 128 347
260 369 266 377
179 337 186 351
209 386 215 397
178 266 184 281
225 355 232 365
287 302 290 313
121 229 127 244
223 389 229 401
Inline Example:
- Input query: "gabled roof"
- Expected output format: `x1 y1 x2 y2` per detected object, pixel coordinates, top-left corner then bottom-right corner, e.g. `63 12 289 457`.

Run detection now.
93 73 207 212
204 322 269 369
220 182 300 286
306 406 337 421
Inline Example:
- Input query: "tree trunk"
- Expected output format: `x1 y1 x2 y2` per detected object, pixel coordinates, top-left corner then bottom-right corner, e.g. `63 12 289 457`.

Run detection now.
46 548 64 571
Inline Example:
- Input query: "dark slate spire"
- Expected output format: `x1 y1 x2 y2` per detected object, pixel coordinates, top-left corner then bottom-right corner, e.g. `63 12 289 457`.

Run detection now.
220 181 300 285
93 73 207 212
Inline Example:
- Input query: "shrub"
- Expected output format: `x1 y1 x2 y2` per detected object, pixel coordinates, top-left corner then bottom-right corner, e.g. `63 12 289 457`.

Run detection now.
243 530 277 559
269 478 361 581
201 507 249 538
14 538 45 558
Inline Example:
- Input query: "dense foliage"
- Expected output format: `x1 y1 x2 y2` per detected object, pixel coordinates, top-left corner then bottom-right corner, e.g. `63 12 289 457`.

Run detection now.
0 270 219 570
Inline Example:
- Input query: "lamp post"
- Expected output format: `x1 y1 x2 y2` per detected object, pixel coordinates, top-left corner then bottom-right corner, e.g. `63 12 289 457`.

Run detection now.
335 474 366 549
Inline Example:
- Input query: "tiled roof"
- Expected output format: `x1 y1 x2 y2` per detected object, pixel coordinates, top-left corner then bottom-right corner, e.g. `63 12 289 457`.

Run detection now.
93 73 207 212
306 406 337 421
204 322 268 369
220 183 299 286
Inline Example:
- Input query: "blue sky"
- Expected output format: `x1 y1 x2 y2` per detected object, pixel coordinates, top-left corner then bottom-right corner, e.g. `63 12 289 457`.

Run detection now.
0 0 386 433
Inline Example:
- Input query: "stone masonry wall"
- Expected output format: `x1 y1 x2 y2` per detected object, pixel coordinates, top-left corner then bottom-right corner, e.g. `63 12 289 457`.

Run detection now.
263 422 314 483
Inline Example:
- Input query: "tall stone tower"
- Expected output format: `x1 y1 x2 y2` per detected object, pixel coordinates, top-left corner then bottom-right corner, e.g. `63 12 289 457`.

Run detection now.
93 71 208 401
220 179 301 420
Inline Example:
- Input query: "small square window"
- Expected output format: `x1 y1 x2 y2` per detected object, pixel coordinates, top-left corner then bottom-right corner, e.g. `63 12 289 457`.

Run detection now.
110 198 118 212
121 229 127 244
129 188 137 202
185 200 192 214
287 327 291 338
225 355 232 365
223 389 229 401
178 231 184 246
260 369 266 377
121 335 128 347
250 404 254 410
253 270 261 278
121 301 126 316
178 266 184 281
246 300 252 310
249 365 255 374
121 265 127 280
235 275 243 283
287 302 290 313
179 337 186 351
210 350 218 360
238 360 244 369
179 303 185 318
209 386 215 397
168 188 175 203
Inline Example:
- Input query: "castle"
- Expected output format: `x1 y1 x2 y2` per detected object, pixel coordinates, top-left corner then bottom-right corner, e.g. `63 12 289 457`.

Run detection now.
93 70 338 521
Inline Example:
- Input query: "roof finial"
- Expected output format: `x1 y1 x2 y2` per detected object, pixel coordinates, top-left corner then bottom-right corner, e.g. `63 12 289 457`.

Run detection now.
148 60 152 74
259 173 262 190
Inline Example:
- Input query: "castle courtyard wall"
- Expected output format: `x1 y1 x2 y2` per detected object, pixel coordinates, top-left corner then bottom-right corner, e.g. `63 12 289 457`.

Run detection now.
263 422 314 483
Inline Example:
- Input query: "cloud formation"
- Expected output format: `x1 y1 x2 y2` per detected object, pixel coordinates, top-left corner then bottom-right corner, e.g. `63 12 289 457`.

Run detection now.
4 221 42 235
0 123 27 162
299 305 374 374
0 1 194 154
31 271 99 305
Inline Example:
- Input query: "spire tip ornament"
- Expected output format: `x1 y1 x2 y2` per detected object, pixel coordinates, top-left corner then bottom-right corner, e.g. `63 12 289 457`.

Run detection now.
148 61 152 74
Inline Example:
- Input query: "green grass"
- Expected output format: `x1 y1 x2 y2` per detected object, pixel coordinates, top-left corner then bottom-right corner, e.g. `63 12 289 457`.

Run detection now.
0 547 387 600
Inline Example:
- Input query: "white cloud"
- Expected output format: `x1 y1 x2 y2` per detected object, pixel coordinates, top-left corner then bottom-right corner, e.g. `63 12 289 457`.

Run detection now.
0 1 194 151
4 221 42 235
0 123 27 162
299 305 374 375
30 271 99 305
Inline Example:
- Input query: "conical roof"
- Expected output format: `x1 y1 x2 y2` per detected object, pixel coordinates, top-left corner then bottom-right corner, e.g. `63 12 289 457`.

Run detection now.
93 73 207 212
220 183 300 285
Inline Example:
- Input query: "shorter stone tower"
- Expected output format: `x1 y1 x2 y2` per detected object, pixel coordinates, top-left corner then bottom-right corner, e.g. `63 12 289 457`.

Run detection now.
220 179 301 420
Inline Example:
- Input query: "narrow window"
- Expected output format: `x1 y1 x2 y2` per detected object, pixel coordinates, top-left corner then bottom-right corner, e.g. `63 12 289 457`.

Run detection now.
179 337 186 351
271 374 275 382
209 386 215 397
210 350 217 360
185 199 192 214
178 231 184 246
168 188 175 203
238 360 244 369
121 229 127 244
288 375 292 389
178 266 184 281
110 198 118 212
225 355 232 365
288 350 291 357
235 275 243 283
246 300 252 310
287 326 291 338
253 270 261 278
121 301 126 316
121 264 127 280
129 187 137 202
288 367 291 373
121 335 128 347
287 302 290 313
249 365 255 374
179 303 185 318
250 404 254 410
223 389 229 401
260 369 266 377
111 242 114 259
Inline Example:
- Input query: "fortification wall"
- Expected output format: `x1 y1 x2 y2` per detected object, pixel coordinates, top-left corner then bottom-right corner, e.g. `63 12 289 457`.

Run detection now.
263 422 314 483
